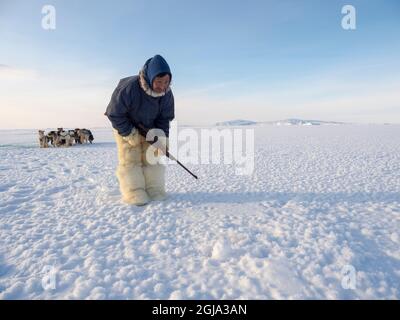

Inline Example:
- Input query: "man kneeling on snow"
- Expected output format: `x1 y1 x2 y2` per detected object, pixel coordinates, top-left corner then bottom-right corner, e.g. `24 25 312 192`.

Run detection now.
104 54 174 206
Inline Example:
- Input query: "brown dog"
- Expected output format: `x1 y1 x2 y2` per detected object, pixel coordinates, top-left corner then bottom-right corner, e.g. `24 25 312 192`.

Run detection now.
38 130 49 148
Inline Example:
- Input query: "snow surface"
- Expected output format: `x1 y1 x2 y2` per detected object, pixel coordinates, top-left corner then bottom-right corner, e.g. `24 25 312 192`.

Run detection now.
0 125 399 299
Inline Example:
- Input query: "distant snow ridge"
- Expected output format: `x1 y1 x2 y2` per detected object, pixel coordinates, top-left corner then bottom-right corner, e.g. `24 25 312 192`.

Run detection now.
215 120 258 126
215 119 346 126
271 119 345 126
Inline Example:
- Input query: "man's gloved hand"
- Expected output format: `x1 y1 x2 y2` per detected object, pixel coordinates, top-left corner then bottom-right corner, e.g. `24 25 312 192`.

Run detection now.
122 127 142 147
153 136 168 157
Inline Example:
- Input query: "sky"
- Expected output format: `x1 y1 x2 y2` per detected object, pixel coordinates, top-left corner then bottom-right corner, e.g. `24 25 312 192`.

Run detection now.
0 0 399 129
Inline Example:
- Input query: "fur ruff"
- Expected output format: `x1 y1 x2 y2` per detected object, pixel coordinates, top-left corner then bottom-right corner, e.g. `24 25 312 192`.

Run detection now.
138 68 171 98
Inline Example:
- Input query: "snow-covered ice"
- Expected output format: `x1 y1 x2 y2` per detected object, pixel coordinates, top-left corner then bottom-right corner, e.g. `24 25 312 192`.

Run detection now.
0 124 399 299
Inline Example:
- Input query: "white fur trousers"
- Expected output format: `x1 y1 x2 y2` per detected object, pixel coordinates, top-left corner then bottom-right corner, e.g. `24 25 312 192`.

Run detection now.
114 130 166 205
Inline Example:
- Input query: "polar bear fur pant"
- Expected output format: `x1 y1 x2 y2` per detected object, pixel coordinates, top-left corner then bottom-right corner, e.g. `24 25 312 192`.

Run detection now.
113 130 166 205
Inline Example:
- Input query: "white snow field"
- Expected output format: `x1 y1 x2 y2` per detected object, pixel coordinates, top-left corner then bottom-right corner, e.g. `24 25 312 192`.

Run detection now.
0 124 399 300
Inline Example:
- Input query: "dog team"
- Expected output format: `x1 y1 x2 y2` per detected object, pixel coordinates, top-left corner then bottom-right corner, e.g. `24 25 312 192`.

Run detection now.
38 128 94 148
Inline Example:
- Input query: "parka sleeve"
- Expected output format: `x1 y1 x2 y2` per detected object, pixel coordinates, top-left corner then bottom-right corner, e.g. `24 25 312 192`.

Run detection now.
104 80 134 137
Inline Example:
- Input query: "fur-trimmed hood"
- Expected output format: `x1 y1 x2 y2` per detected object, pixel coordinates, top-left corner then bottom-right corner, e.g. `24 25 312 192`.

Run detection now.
138 54 172 98
139 68 171 98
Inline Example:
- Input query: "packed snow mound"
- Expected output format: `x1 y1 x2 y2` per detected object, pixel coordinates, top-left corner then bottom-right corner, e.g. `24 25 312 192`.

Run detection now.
211 237 233 260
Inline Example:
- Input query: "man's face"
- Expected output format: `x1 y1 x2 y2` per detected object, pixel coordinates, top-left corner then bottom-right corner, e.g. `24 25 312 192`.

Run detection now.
152 74 170 93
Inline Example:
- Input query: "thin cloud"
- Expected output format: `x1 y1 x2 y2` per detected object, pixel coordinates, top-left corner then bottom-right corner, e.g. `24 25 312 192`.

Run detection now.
0 65 38 81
